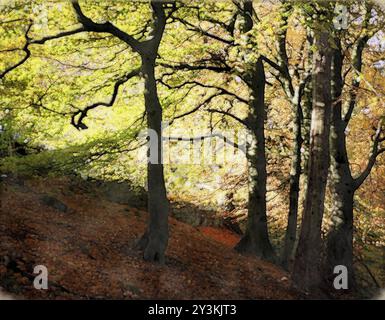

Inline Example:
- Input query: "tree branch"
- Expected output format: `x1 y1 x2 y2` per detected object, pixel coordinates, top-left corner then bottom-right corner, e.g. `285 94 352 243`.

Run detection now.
164 132 244 152
71 68 140 130
342 37 369 126
29 27 86 45
171 92 224 122
273 2 295 98
159 79 248 105
0 23 32 80
207 108 248 127
172 16 234 45
260 55 284 74
354 120 385 189
70 0 142 53
159 61 232 73
143 1 167 50
343 2 374 127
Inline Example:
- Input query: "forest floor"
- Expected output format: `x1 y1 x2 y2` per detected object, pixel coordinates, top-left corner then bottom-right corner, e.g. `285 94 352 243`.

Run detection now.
0 175 302 300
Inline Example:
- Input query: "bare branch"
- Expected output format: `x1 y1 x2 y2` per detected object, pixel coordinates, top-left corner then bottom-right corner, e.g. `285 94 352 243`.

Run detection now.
164 132 244 152
343 2 375 126
30 27 86 45
273 2 295 98
0 18 25 25
159 61 232 73
354 120 385 188
207 108 248 127
159 78 248 105
71 0 142 52
71 68 141 130
342 39 369 126
172 16 234 45
171 92 222 121
260 55 284 75
0 23 32 80
144 1 167 50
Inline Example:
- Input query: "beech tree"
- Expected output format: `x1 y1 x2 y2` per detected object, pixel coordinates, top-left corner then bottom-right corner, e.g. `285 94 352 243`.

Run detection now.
2 0 385 297
292 2 334 291
231 0 275 260
1 0 177 263
326 1 385 287
267 3 313 268
68 0 176 263
160 0 276 260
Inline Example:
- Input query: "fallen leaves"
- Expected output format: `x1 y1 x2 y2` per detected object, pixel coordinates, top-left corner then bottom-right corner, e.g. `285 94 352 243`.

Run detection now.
0 176 301 300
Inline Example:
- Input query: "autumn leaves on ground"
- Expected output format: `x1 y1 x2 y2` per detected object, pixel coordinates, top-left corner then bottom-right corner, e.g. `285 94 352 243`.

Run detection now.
0 175 300 300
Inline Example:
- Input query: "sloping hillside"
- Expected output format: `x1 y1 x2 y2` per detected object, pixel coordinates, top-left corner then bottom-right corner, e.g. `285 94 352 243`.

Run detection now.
0 175 301 300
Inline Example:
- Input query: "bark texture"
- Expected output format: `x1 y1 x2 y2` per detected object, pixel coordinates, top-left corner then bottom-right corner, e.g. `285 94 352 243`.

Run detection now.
136 3 170 263
235 57 275 261
234 1 275 261
326 6 373 286
292 26 332 291
326 41 356 287
137 55 170 263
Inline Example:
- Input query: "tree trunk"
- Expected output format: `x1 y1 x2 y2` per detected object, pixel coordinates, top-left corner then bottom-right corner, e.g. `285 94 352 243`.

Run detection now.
137 55 170 263
235 58 275 262
300 80 312 201
275 2 302 269
325 8 373 286
326 179 355 288
280 21 313 270
282 105 302 268
325 43 356 288
300 28 314 195
292 27 332 291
